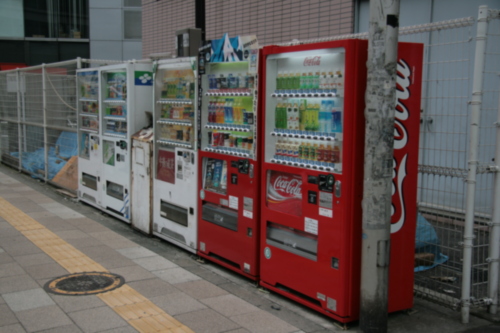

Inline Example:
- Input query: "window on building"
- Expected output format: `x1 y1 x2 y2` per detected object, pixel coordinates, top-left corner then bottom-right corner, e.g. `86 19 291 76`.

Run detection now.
124 0 142 40
24 0 88 39
0 0 24 38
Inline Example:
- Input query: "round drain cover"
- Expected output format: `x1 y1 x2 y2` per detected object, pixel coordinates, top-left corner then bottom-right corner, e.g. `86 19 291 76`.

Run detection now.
44 272 125 296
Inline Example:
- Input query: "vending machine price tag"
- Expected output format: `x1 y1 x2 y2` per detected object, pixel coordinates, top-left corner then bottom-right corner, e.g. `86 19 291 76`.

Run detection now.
319 192 333 209
243 210 253 219
243 197 253 212
229 195 239 209
319 207 333 218
304 217 318 235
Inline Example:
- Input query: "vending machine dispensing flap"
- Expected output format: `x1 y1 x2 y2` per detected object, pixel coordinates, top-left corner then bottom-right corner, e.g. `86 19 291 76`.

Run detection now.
266 222 318 261
160 200 188 227
202 202 238 231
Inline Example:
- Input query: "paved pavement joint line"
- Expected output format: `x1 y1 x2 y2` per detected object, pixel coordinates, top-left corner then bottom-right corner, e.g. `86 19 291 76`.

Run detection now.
0 196 195 333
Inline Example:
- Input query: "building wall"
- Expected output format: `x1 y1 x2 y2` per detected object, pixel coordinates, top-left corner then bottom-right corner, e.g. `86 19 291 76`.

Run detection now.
89 0 142 61
142 0 196 58
142 0 354 59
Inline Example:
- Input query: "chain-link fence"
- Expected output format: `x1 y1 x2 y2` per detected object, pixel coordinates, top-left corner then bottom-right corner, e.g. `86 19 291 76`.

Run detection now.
0 60 80 192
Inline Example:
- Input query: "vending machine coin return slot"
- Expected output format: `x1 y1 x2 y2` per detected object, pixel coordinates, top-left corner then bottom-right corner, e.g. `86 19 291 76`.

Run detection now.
201 202 238 232
160 200 188 227
82 173 98 191
266 222 318 261
106 181 124 200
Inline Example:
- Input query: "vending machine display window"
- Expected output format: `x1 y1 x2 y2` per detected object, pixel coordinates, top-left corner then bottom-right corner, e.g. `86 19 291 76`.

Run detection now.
203 158 228 195
264 48 345 174
80 133 90 159
103 140 115 166
201 61 257 159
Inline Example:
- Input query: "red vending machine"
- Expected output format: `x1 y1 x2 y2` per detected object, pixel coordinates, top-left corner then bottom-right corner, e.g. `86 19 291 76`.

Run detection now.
197 35 261 279
259 39 423 323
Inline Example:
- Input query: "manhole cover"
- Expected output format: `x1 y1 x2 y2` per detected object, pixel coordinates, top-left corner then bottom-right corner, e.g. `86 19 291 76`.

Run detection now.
44 272 125 296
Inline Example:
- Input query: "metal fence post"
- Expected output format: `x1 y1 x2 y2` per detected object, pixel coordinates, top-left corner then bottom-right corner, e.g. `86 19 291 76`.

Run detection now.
487 74 500 314
16 70 22 171
461 5 489 324
42 64 48 181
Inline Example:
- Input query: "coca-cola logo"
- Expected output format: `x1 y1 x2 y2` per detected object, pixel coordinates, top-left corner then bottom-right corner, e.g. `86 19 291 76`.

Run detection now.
391 59 412 234
303 56 321 66
273 176 302 197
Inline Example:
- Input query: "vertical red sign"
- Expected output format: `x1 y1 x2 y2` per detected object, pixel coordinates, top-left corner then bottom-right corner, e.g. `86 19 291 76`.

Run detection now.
389 42 424 312
157 150 176 184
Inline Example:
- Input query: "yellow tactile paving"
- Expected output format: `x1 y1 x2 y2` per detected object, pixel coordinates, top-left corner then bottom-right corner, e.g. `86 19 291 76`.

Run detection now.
0 197 195 333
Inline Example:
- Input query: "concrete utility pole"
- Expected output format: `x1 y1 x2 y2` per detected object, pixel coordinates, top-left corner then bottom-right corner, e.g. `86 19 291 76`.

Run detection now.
359 0 400 332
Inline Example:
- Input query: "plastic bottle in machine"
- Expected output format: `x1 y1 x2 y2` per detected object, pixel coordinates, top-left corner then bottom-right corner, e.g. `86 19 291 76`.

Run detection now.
300 72 307 91
319 72 328 91
313 71 320 92
275 103 282 129
293 72 301 91
292 101 300 130
287 102 294 130
299 99 307 131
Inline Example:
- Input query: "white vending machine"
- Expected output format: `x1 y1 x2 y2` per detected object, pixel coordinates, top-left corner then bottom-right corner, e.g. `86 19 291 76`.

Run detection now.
100 62 153 223
77 68 102 208
152 57 199 253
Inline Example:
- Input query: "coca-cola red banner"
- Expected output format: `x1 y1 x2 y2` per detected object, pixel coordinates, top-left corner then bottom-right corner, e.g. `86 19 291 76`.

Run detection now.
267 170 303 216
391 47 422 234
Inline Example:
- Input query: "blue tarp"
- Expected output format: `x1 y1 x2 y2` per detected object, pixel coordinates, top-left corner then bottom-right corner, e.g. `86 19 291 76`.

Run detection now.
10 131 77 180
415 213 449 272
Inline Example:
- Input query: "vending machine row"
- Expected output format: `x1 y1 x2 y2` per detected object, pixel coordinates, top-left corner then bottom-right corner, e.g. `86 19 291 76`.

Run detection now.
75 36 423 324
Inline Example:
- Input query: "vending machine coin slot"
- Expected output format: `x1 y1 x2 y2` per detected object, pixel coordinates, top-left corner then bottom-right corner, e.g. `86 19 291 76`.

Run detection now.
318 174 334 193
334 180 341 198
308 191 317 205
238 159 249 174
331 257 339 270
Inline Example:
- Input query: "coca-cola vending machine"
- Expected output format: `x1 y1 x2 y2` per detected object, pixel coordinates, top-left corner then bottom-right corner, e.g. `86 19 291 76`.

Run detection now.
259 39 423 322
197 34 261 279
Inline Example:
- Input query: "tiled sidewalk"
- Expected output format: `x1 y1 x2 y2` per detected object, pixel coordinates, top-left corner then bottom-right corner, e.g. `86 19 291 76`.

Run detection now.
0 170 300 333
1 165 498 333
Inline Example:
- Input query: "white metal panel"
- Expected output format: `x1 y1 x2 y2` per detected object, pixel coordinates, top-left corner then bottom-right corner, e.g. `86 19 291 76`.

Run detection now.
131 139 152 234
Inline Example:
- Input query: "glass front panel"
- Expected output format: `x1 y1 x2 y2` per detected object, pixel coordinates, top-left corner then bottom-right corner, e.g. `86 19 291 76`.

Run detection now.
78 70 99 159
200 61 257 159
265 48 345 173
203 157 228 195
155 64 196 149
